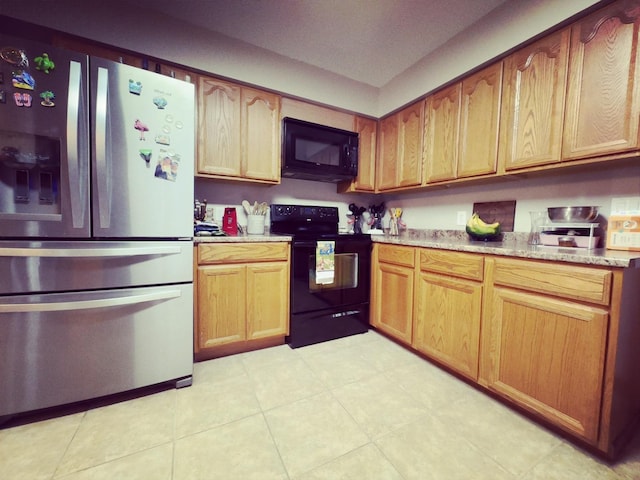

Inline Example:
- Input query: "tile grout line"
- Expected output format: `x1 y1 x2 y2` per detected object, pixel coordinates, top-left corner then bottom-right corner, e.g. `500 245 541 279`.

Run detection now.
50 410 86 479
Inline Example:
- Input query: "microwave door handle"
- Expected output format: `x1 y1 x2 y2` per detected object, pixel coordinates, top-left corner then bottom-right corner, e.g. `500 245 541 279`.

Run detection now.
95 66 112 228
0 289 182 313
66 60 87 228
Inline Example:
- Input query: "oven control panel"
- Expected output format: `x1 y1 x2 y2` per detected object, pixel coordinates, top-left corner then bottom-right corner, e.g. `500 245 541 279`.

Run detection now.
270 204 340 235
271 204 338 222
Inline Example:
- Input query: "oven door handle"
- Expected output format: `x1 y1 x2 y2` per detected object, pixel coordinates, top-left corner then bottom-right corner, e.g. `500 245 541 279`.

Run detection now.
293 240 321 248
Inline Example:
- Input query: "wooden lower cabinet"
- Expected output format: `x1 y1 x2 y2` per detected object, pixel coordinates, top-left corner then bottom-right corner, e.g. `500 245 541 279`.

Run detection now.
481 282 608 442
194 242 290 359
197 264 246 347
370 242 640 458
478 256 638 455
376 102 424 191
413 250 484 381
370 244 415 344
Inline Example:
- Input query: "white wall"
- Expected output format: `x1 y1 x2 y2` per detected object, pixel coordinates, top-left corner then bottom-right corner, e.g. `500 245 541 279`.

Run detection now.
195 177 376 232
379 163 640 232
196 162 640 234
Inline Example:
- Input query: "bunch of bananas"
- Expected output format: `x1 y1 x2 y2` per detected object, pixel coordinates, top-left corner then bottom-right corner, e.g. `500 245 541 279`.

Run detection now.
466 213 501 236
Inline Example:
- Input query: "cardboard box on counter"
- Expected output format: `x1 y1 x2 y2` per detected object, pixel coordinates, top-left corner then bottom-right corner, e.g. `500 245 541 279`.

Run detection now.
607 197 640 251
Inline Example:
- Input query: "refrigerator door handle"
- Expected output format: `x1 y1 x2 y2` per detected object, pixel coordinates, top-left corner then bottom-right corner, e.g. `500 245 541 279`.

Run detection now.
0 289 182 313
67 60 88 228
95 66 112 228
0 245 183 258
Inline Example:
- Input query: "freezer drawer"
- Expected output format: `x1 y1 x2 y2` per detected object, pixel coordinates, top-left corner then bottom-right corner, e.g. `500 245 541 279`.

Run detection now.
0 240 193 295
0 283 193 418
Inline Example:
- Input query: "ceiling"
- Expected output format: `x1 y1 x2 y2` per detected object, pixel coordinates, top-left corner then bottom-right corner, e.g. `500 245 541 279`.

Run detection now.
135 0 510 88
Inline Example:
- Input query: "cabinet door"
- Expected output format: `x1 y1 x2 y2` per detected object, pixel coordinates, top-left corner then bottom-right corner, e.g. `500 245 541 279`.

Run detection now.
499 29 570 170
196 265 246 348
352 116 377 191
563 2 640 160
482 286 608 442
424 84 461 183
242 87 281 182
246 262 289 340
371 262 414 344
397 102 424 187
376 115 400 191
197 77 241 176
413 272 482 380
458 63 503 178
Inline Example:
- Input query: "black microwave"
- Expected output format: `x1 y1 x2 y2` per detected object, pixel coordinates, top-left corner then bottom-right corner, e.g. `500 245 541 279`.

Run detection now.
282 117 359 183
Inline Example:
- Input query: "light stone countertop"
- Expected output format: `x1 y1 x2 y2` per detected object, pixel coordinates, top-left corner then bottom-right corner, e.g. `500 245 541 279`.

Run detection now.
193 233 292 243
192 229 639 268
371 230 640 269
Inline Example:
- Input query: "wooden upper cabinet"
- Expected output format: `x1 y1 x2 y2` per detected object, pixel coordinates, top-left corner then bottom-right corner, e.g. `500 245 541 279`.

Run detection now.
376 101 424 191
241 87 281 182
424 83 461 183
425 62 502 182
197 76 281 183
397 102 425 188
499 29 570 171
377 114 400 191
458 62 503 178
563 1 640 160
197 77 242 177
352 116 377 191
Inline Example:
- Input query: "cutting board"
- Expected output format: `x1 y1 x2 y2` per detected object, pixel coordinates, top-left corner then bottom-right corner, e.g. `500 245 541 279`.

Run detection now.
472 201 516 232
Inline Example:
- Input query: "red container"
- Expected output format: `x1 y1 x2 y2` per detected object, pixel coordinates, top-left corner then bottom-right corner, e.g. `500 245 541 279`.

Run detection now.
222 207 238 235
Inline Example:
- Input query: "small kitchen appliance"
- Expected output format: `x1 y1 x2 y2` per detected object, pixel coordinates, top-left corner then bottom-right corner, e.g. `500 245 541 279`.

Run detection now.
222 207 238 235
281 118 359 183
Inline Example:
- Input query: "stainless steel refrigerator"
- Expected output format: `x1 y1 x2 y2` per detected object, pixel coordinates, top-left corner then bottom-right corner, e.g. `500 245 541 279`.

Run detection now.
0 34 195 418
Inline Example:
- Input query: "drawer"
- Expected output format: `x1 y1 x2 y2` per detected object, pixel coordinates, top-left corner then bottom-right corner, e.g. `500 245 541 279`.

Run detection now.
376 244 415 268
491 257 612 306
198 242 289 264
419 249 484 281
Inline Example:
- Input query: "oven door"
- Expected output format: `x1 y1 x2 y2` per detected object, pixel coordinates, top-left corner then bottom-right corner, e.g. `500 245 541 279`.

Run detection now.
290 236 370 314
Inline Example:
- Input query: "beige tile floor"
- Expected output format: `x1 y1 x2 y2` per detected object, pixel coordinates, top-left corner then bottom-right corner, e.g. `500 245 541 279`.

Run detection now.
1 330 640 479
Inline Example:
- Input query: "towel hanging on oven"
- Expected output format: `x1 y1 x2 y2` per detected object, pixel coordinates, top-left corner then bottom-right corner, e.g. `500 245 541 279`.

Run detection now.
315 240 335 284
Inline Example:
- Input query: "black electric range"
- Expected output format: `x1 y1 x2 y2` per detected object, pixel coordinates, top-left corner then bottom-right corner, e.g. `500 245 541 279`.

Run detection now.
270 204 371 348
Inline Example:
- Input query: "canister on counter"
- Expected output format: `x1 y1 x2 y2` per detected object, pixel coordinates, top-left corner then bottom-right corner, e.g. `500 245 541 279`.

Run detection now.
222 207 238 235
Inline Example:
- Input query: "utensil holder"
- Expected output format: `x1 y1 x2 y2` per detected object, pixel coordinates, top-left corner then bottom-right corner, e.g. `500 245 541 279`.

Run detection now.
389 217 399 236
247 214 265 235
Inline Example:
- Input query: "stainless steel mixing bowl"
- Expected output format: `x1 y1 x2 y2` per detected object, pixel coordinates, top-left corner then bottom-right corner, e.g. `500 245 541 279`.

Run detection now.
547 206 599 223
